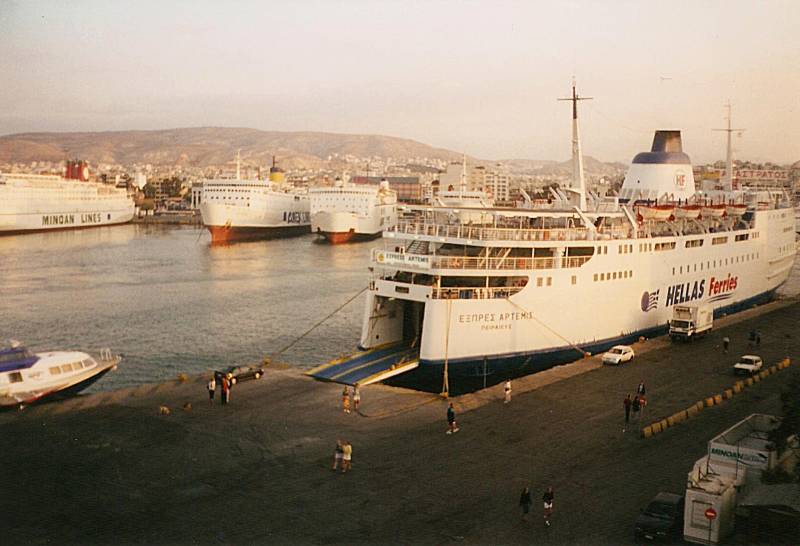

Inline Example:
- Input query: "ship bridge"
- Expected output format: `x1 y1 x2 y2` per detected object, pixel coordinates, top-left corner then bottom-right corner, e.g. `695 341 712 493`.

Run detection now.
306 343 419 387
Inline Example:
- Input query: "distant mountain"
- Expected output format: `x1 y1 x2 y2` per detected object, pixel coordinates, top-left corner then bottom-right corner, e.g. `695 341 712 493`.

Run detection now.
500 156 627 176
0 127 465 169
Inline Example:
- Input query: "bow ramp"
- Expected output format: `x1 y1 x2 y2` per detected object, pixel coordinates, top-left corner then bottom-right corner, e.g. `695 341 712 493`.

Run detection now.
307 343 419 387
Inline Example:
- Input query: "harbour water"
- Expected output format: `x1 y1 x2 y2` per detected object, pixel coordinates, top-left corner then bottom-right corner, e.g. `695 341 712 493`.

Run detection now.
0 225 381 390
1 224 798 392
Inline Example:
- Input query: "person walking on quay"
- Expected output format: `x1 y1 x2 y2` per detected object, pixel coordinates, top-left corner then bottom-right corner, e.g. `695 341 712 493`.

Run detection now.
332 439 344 471
542 486 554 527
623 394 632 430
446 402 459 434
353 387 361 413
221 376 230 405
519 486 532 520
636 380 646 397
207 376 216 406
504 380 512 404
341 441 353 473
342 386 351 414
723 336 730 353
632 395 641 420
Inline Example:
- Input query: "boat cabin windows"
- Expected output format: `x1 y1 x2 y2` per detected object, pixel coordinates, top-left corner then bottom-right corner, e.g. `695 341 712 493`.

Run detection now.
7 371 23 383
735 234 749 242
685 239 703 248
61 363 73 373
618 244 633 254
712 236 728 245
49 366 61 375
654 242 676 251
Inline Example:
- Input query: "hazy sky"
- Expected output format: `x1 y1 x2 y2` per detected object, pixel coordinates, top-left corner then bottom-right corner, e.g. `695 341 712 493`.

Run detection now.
1 0 799 164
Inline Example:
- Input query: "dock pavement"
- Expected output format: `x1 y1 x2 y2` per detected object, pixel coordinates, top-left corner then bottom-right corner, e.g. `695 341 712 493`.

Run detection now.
1 298 798 545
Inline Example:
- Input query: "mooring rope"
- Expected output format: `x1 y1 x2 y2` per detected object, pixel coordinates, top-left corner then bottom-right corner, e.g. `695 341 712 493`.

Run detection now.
274 286 368 356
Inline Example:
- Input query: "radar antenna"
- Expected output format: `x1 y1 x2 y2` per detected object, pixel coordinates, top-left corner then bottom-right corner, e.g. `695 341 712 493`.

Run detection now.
713 101 745 191
558 80 592 210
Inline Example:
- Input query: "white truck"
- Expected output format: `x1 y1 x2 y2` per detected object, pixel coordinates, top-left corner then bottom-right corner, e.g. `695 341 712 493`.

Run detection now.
669 303 713 340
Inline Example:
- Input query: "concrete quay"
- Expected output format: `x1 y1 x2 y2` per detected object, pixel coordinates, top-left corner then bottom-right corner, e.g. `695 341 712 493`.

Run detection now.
1 298 798 545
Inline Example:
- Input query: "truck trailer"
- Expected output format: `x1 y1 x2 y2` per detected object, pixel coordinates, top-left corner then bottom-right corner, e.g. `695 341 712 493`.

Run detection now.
669 303 713 341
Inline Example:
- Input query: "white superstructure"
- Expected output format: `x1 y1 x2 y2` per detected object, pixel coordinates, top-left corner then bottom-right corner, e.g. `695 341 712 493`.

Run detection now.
354 93 796 394
309 178 397 244
199 156 310 243
0 163 135 235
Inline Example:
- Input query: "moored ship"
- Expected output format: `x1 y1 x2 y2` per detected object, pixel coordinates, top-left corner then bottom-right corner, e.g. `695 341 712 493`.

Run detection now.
0 160 135 235
0 341 120 408
312 89 797 394
309 177 398 244
200 156 310 243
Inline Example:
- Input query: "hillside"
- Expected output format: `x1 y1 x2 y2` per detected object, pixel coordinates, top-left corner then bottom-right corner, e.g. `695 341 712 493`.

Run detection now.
0 127 465 169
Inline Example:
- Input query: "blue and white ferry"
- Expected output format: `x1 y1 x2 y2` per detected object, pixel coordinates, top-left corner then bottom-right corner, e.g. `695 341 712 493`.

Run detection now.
0 341 120 408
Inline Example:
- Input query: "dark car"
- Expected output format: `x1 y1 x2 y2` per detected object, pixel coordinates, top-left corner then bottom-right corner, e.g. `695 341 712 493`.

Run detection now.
634 492 685 542
214 365 265 385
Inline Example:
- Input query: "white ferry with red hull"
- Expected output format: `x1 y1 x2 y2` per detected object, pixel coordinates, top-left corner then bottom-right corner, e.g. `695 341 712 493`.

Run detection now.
309 179 397 244
0 160 135 235
313 91 796 394
200 158 310 244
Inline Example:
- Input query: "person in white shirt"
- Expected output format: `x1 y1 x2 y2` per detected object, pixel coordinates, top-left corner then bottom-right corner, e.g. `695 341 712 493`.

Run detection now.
504 380 512 403
207 377 216 406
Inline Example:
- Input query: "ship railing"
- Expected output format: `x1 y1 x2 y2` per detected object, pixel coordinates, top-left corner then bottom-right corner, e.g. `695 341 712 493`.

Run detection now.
372 249 591 270
432 286 525 300
388 220 631 242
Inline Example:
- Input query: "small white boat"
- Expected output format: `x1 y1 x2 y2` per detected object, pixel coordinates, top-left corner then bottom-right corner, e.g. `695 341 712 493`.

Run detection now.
0 341 120 408
674 205 702 219
725 204 748 217
638 204 674 221
701 204 726 218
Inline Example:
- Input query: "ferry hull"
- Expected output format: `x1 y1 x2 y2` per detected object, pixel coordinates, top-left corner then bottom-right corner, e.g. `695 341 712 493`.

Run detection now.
0 208 135 235
382 288 778 395
318 230 381 245
207 224 309 243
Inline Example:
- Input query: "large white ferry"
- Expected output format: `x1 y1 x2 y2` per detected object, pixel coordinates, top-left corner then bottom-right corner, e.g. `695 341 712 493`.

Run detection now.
311 89 797 394
0 160 135 235
0 341 120 408
200 157 310 243
309 178 398 244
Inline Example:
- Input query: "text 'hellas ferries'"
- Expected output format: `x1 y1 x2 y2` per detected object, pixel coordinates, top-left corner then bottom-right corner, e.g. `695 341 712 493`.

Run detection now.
310 88 797 394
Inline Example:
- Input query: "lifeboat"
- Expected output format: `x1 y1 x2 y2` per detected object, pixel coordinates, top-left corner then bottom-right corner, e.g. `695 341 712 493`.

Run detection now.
725 204 748 217
701 204 726 218
674 205 702 219
637 204 674 221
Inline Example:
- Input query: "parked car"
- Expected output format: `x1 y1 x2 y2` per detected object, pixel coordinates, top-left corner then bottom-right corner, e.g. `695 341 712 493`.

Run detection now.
602 345 635 365
214 364 265 385
634 492 685 542
733 355 763 375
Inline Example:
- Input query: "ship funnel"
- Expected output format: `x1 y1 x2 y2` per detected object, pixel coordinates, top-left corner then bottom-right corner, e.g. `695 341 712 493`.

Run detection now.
619 130 696 202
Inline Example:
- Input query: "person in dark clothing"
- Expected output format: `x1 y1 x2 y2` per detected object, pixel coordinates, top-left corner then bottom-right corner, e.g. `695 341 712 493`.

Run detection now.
519 486 532 520
446 402 459 434
623 394 632 427
632 395 641 418
636 380 646 396
543 486 554 526
723 336 730 353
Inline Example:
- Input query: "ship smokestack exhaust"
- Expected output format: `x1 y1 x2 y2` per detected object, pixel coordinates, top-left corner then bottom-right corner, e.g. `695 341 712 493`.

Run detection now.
651 130 683 153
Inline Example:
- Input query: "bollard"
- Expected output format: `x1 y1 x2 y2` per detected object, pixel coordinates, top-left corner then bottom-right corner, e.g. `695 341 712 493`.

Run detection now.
745 377 754 386
687 405 699 417
673 410 687 423
723 389 733 399
733 383 742 394
652 421 662 434
759 370 768 380
713 394 723 405
695 401 705 411
659 419 669 431
642 425 653 439
753 374 761 383
705 397 715 408
768 366 777 375
667 415 676 427
735 380 744 390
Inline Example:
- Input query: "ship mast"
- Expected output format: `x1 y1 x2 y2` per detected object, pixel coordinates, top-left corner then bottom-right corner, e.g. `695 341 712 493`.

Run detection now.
713 101 744 191
558 80 592 210
460 153 467 195
236 149 241 180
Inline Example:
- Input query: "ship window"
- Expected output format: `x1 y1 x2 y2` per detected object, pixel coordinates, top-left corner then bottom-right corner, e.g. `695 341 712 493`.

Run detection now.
61 363 73 373
612 272 617 279
9 371 23 383
629 270 633 277
571 275 577 285
537 277 543 287
712 236 728 245
600 273 605 281
593 273 598 282
547 277 552 286
679 266 683 274
50 366 61 375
